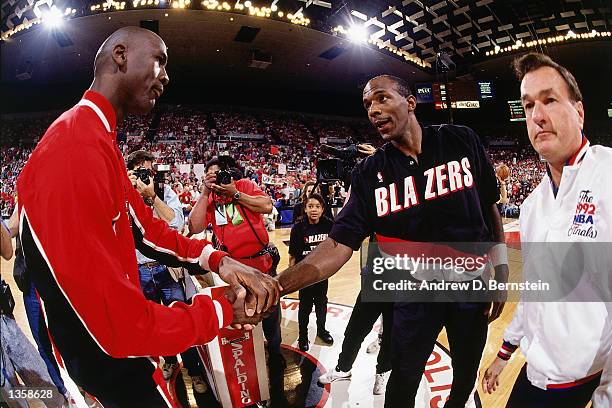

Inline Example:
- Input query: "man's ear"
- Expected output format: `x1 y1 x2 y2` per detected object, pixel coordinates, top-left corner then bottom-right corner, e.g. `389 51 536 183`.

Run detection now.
574 100 585 130
111 43 127 71
406 94 417 112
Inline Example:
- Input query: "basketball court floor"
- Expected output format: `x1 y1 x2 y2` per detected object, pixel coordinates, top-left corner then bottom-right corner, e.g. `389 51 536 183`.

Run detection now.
1 219 529 407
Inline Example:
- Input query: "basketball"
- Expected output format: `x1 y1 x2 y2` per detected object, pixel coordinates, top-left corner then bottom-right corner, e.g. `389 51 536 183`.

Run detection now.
496 164 510 180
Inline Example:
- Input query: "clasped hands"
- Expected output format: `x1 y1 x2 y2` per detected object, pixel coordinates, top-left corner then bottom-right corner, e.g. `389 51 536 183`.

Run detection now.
215 256 282 330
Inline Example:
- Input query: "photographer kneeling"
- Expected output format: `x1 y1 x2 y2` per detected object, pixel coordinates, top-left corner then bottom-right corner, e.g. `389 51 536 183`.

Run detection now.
189 156 284 371
127 150 208 396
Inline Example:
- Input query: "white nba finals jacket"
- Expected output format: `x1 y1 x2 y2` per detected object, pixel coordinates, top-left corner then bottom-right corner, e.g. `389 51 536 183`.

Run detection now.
503 140 611 406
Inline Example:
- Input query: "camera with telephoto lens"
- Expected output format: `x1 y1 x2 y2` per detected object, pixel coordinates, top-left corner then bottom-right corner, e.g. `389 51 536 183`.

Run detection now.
216 169 233 185
134 167 152 185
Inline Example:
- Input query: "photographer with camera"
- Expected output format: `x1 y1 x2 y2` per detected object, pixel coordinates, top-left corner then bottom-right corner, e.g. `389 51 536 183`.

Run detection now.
127 150 177 223
127 150 209 396
189 156 285 370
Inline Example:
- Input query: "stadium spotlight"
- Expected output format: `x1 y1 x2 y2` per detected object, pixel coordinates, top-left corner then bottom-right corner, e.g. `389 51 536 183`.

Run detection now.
347 24 367 43
43 7 64 29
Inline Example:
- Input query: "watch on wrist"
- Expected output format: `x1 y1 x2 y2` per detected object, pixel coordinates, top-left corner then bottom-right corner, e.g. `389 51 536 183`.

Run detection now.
233 191 241 201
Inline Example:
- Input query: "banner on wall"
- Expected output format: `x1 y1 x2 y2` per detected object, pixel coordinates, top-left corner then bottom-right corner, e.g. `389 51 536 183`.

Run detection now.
178 164 191 174
193 164 206 179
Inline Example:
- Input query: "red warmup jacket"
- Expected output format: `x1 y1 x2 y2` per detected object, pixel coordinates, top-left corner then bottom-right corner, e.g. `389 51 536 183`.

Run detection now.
17 91 233 364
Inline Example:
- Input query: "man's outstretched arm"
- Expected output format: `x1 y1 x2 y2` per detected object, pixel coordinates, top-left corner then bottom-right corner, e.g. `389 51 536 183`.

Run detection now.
277 237 353 295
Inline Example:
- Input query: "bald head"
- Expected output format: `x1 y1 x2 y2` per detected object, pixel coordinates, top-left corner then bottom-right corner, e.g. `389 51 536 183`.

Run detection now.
90 26 169 119
94 26 164 75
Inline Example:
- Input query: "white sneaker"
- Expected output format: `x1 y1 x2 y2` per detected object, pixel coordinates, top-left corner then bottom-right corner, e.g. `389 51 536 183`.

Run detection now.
373 371 390 395
162 362 177 381
366 338 381 354
191 375 208 394
318 368 351 384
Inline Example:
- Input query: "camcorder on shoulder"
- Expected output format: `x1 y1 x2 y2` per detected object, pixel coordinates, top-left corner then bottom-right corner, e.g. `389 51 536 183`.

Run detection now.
317 140 361 188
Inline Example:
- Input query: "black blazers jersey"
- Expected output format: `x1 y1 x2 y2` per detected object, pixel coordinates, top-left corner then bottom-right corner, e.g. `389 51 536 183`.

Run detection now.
329 124 499 251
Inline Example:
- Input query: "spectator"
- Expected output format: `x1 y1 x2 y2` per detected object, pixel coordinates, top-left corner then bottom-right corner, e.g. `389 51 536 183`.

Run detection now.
288 193 335 351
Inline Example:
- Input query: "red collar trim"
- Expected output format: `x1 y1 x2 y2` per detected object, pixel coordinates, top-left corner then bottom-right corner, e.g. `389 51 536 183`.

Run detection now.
566 136 589 166
80 90 117 132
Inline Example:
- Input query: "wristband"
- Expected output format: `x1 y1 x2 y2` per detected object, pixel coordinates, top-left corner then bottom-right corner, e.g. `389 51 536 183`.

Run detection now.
497 340 518 361
489 243 508 267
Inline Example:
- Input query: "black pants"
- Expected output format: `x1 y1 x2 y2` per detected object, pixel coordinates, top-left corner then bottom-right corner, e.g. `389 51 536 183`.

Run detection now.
385 302 489 408
506 364 600 408
337 292 393 374
298 280 329 337
263 304 282 356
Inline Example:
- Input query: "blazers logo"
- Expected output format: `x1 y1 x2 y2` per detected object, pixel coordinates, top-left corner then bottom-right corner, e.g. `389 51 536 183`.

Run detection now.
568 190 598 239
374 158 474 217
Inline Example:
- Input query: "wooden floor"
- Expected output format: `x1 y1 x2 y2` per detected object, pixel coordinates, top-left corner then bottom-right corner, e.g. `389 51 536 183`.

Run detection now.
1 219 526 407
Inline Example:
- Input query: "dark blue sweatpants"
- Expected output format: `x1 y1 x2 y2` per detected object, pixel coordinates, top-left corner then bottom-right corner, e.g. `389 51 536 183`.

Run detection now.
385 302 489 408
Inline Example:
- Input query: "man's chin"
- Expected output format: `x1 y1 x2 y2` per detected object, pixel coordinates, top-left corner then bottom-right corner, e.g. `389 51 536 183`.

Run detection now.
130 101 155 116
380 132 398 141
534 141 557 160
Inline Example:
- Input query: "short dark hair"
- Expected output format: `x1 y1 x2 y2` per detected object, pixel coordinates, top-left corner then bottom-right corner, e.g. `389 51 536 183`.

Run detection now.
513 53 583 102
126 150 154 170
205 155 237 172
367 75 412 98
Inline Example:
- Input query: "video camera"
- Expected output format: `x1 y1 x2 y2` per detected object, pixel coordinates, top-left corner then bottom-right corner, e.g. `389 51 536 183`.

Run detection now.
316 140 361 188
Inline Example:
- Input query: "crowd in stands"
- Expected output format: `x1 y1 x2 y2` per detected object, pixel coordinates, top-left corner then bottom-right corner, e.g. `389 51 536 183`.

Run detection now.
489 147 546 216
259 112 315 144
211 112 261 135
1 146 33 217
2 105 610 221
120 112 154 137
156 106 211 139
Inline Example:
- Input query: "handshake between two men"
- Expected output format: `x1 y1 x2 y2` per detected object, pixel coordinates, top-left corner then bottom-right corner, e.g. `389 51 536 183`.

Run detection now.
212 254 283 330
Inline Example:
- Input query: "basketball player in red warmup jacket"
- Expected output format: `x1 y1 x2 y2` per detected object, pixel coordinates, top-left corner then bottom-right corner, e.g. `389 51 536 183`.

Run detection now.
17 27 279 407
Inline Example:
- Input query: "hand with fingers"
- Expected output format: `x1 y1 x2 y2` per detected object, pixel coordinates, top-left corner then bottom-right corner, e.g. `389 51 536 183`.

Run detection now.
202 172 216 195
216 256 282 318
223 286 265 330
210 178 238 198
357 143 377 156
481 357 508 394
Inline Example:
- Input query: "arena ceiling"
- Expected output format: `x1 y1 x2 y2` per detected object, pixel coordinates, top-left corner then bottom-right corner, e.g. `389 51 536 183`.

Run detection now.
1 0 610 109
